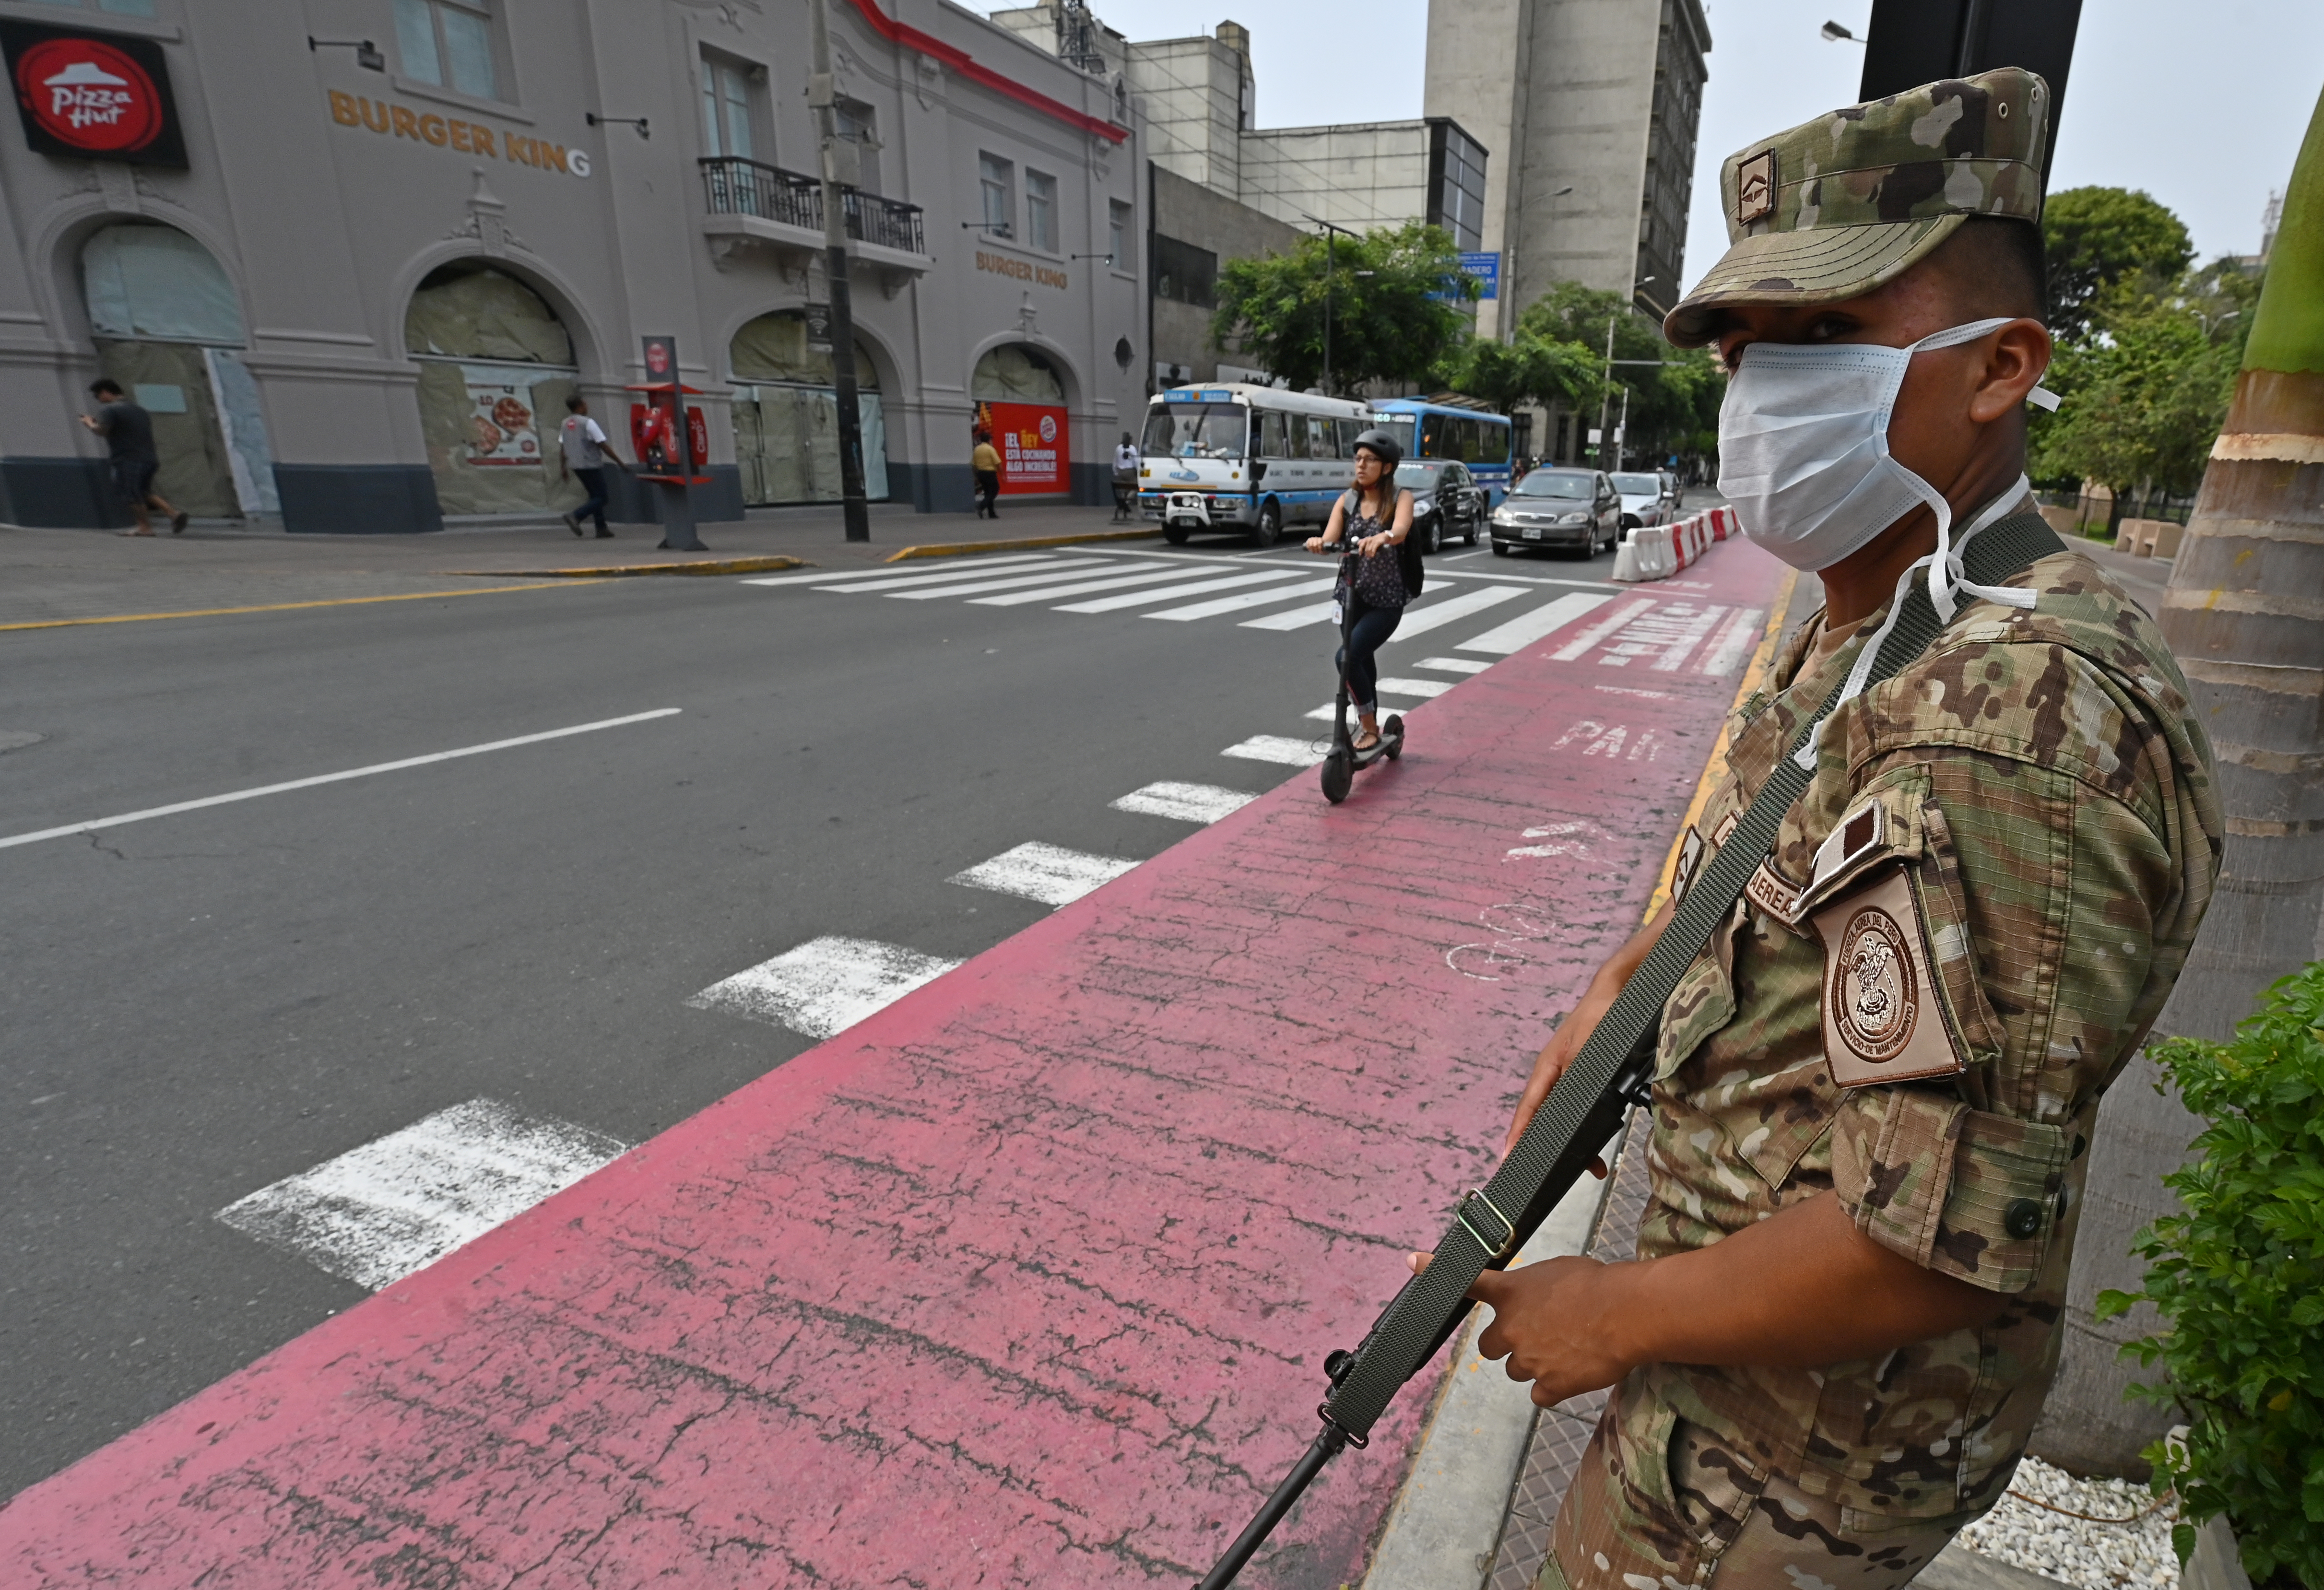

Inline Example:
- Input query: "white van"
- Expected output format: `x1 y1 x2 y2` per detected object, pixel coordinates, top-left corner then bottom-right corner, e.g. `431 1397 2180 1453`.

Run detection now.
1136 383 1374 546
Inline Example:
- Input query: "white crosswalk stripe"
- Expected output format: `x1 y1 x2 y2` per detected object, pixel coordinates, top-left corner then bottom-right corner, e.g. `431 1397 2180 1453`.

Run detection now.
1416 656 1491 674
1550 597 1657 660
687 935 963 1039
973 565 1248 607
216 1099 628 1291
1239 600 1339 631
1457 591 1616 655
1222 733 1328 766
876 562 1175 600
810 560 1089 595
1056 568 1314 614
1147 575 1338 621
741 555 1060 588
1384 584 1530 639
1694 607 1766 676
950 841 1139 907
1109 781 1257 824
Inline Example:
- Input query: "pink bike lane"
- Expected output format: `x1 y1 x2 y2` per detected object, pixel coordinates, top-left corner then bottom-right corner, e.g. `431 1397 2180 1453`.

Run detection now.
3 540 1792 1589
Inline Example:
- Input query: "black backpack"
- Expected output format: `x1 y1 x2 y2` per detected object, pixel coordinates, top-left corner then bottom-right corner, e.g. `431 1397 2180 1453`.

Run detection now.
1340 488 1425 599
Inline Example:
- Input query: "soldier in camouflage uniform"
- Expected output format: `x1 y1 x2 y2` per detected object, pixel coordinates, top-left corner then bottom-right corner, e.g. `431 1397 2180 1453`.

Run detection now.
1440 69 2224 1590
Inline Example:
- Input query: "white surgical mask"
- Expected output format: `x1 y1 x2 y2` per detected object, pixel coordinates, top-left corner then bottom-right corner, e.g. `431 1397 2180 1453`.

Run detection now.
1718 318 2053 576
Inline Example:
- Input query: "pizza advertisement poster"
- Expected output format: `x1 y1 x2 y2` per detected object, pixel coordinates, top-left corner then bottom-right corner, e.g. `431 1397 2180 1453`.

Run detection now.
985 401 1068 495
0 21 187 168
461 377 542 468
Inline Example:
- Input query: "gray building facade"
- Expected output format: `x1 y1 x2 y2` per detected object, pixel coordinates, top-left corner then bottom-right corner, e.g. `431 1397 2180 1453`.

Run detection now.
0 0 1145 533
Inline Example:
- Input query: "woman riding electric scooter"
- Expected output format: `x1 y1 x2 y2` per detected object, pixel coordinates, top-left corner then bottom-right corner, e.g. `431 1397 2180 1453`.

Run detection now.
1307 428 1416 752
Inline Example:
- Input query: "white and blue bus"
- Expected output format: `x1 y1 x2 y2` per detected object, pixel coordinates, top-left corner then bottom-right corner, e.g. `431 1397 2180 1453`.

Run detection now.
1368 396 1515 506
1137 383 1374 546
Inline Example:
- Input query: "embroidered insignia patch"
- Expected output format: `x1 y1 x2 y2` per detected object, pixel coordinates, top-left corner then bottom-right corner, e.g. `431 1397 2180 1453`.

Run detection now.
1808 866 1969 1088
1710 811 1739 848
1671 824 1707 903
1745 858 1804 924
1735 150 1777 227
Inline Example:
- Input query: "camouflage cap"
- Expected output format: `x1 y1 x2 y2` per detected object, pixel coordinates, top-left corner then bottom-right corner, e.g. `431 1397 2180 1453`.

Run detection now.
1663 67 2050 348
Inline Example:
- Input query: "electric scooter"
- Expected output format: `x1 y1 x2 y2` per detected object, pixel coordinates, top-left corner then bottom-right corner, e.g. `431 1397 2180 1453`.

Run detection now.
1318 541 1404 804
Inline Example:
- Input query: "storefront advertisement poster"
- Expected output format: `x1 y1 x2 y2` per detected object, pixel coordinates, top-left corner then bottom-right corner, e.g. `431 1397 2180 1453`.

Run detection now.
984 401 1068 495
460 371 543 467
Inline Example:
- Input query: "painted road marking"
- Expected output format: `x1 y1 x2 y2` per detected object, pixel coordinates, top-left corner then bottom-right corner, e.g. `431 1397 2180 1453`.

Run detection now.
1239 600 1339 631
216 1100 627 1292
794 558 1078 595
741 555 1060 588
1148 576 1339 621
970 566 1238 607
0 581 614 634
1694 606 1767 676
949 841 1140 908
1415 655 1491 674
1376 675 1452 698
1110 782 1258 824
1222 733 1328 766
687 935 963 1039
1456 591 1616 655
1549 597 1656 661
1053 569 1310 614
0 708 683 853
877 562 1175 601
1630 603 1729 670
1384 585 1529 639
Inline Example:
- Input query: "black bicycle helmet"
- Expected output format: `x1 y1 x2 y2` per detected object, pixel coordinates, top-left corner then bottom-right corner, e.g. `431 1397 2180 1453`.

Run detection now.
1351 427 1403 469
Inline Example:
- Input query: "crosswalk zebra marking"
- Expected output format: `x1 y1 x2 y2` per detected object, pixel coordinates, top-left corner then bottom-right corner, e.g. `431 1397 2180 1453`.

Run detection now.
1146 575 1339 621
876 562 1175 601
1239 601 1339 631
687 935 963 1040
1109 782 1258 824
1456 591 1616 656
1549 597 1657 661
812 559 1090 595
741 555 1060 589
1694 607 1766 676
1415 656 1492 674
1050 569 1313 614
1221 734 1328 766
1384 585 1530 639
949 842 1140 908
972 565 1255 607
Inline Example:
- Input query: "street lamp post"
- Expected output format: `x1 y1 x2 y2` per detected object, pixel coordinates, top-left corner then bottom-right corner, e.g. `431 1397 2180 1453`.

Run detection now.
1301 213 1360 395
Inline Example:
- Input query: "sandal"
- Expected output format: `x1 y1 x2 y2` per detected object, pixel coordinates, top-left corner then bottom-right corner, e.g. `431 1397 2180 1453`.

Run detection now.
1352 729 1381 753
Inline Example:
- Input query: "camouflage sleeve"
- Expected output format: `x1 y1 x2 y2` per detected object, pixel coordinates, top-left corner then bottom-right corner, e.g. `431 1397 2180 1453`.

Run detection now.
1829 745 2178 1291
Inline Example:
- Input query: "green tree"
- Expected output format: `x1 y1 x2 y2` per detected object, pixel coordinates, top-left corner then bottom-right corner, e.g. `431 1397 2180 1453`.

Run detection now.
1444 330 1600 417
1508 283 1723 465
2043 186 2195 343
1210 222 1476 396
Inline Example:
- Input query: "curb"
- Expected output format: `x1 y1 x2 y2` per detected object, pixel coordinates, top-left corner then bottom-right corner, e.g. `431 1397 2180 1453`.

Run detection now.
882 526 1160 562
438 556 808 578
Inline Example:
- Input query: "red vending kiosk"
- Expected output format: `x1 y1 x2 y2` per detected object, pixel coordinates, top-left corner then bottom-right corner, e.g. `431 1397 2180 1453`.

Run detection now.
628 334 711 552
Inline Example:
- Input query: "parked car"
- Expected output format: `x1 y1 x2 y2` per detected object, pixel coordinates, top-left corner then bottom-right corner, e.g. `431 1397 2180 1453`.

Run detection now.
1396 460 1486 552
1611 471 1673 530
1487 467 1621 557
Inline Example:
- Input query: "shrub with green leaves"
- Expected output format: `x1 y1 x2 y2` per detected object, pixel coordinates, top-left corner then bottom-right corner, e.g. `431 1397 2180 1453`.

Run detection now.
2098 961 2324 1588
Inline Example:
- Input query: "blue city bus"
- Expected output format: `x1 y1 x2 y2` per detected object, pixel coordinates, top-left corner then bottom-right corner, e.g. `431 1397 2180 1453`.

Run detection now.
1368 396 1515 506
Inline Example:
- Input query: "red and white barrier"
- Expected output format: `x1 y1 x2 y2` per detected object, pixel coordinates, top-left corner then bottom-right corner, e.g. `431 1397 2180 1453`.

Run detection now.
1614 511 1719 581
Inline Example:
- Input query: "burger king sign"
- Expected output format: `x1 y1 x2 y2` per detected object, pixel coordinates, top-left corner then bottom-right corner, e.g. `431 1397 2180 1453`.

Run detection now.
0 21 186 167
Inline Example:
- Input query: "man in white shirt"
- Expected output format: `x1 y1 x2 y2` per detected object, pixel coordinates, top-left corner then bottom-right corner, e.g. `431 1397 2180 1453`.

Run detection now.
1111 431 1139 522
559 396 631 538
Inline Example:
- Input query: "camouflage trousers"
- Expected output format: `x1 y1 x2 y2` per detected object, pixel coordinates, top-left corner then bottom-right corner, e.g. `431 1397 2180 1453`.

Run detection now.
1536 1415 1963 1590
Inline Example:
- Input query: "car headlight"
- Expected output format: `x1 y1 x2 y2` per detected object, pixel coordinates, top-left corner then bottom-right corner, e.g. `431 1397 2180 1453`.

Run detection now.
1411 496 1434 517
1560 511 1591 526
1490 507 1515 526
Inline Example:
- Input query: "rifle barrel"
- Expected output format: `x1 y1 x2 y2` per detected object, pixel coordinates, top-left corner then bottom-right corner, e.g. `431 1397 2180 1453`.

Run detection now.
1192 1424 1349 1590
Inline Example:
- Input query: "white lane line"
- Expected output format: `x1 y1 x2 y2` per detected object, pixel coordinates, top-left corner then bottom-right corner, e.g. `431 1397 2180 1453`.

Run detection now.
687 935 962 1040
1146 575 1338 621
1110 781 1257 824
1223 734 1328 766
1415 656 1492 674
1240 601 1339 631
982 567 1280 609
1694 606 1766 676
1549 597 1657 661
949 841 1139 907
1383 584 1530 639
1639 604 1728 670
741 555 1059 588
1456 591 1616 655
0 708 683 853
877 562 1175 600
216 1099 628 1292
1055 569 1312 614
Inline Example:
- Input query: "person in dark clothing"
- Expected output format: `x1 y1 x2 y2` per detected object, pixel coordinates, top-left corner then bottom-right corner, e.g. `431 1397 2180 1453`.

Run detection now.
80 379 184 536
1305 429 1415 752
557 395 630 538
972 430 1002 518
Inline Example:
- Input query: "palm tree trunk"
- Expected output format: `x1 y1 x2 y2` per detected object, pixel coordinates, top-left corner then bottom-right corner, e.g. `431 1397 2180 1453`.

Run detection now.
2032 81 2324 1479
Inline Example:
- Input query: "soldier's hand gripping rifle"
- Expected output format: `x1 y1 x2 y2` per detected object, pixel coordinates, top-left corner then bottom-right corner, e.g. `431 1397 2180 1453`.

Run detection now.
1191 515 2065 1590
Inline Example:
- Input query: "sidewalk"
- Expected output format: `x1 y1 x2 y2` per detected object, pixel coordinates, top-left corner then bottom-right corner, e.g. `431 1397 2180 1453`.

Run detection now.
0 502 1154 630
0 538 1791 1588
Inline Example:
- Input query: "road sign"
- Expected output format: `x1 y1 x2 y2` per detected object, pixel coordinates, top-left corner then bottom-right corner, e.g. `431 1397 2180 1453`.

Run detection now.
1457 251 1500 299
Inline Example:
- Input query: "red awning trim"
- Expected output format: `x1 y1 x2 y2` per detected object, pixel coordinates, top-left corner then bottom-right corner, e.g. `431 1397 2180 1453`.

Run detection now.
843 0 1130 145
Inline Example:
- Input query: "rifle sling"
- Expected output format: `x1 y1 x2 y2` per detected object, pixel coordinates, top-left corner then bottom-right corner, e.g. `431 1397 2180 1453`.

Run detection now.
1320 513 2064 1438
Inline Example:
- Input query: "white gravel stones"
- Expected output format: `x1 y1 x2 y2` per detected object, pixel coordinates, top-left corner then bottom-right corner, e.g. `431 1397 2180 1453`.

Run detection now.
1956 1454 2179 1590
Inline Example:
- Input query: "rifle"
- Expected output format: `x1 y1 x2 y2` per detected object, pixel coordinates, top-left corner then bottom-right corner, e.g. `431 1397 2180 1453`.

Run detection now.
1192 514 2064 1590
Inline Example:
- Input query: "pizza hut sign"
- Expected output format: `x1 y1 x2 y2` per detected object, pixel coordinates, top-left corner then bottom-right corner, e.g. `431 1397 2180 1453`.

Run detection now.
0 21 186 167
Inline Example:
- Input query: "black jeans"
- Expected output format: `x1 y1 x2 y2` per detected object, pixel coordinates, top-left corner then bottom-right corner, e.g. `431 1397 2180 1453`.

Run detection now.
974 470 1000 518
1335 597 1404 713
572 466 609 532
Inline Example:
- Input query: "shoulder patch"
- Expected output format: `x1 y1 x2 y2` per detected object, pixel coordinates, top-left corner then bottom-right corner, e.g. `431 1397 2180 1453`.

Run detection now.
1810 867 1968 1088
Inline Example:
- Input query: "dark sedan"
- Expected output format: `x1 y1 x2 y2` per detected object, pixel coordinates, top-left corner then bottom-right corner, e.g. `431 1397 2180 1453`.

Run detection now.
1396 461 1486 553
1488 468 1622 556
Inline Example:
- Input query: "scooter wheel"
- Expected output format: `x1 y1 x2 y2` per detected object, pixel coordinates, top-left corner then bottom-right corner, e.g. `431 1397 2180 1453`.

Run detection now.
1382 715 1404 760
1320 750 1353 804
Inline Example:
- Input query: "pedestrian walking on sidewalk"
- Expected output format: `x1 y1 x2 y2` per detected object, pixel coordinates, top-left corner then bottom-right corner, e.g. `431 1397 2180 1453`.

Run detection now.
1111 431 1140 522
558 396 629 539
80 379 185 536
1304 428 1414 754
1436 71 2221 1590
972 430 1002 519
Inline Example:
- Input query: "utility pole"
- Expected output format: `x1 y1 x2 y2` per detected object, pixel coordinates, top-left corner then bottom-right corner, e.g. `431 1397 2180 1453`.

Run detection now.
1596 315 1616 471
808 0 871 542
1302 213 1358 396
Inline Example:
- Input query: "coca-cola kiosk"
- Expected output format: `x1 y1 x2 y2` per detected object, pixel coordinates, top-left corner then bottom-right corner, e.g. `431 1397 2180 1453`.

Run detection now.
628 334 711 553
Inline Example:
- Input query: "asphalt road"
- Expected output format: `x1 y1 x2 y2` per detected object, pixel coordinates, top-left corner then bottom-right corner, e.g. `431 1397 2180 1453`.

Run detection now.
0 529 1631 1496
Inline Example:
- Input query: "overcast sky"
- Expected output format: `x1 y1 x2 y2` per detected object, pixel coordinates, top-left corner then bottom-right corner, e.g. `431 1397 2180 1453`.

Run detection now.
971 0 2323 289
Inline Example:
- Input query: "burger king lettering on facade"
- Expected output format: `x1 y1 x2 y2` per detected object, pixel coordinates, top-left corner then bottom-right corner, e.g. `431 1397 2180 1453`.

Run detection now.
328 92 592 177
0 21 187 168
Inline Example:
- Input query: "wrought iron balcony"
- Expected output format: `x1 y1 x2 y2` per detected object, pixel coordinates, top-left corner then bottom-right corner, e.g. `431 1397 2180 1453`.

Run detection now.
698 157 926 257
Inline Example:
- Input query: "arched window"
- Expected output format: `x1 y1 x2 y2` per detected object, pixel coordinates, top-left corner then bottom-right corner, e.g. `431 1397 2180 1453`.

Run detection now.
404 262 580 518
79 224 273 518
728 310 889 506
970 343 1064 403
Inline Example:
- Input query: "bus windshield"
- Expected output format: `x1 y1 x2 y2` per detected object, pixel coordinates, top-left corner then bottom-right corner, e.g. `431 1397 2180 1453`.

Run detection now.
1373 415 1415 457
1142 402 1248 459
